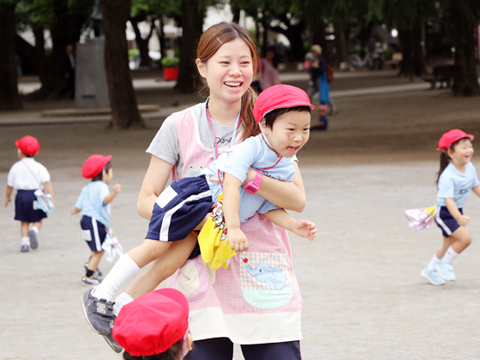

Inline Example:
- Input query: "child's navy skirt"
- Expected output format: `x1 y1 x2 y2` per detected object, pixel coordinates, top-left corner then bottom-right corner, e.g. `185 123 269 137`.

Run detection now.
14 190 47 222
435 206 463 237
146 175 214 242
80 215 107 252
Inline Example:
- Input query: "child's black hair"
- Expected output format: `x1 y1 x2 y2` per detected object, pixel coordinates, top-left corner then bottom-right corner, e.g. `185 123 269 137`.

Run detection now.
122 337 183 360
262 106 311 129
436 137 472 184
91 161 112 182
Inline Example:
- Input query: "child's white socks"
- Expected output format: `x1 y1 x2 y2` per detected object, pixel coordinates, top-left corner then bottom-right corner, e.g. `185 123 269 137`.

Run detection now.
113 292 134 316
21 236 30 246
32 226 39 234
443 246 459 264
92 253 140 301
428 255 440 271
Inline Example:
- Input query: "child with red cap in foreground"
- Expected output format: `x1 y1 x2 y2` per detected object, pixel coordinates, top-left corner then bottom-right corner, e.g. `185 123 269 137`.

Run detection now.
71 155 122 286
113 288 193 359
421 129 480 285
81 84 317 343
6 135 55 252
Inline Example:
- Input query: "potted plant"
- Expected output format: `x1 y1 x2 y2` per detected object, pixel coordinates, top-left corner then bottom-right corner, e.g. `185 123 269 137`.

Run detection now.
161 57 179 81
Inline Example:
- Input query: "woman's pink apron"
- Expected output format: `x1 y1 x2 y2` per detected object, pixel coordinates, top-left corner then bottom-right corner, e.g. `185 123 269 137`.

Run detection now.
167 107 303 344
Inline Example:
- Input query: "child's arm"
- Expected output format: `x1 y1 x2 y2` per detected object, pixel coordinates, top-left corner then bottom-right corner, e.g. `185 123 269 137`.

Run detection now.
103 184 122 205
71 206 81 215
472 185 480 197
244 163 306 212
5 185 13 207
223 173 249 253
43 181 55 204
264 209 316 241
445 198 470 226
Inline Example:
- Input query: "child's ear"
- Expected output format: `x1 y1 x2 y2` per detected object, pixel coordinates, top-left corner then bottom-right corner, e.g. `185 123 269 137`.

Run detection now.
260 119 268 132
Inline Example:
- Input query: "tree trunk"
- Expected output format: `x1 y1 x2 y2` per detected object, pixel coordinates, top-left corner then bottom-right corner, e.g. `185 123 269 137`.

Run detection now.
0 1 21 111
398 28 414 78
100 0 144 128
333 19 348 67
449 0 479 96
412 17 427 76
175 0 205 93
156 18 166 63
130 18 153 68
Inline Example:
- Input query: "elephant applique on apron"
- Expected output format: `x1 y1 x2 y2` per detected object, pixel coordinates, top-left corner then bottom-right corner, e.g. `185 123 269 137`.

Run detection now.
240 251 293 310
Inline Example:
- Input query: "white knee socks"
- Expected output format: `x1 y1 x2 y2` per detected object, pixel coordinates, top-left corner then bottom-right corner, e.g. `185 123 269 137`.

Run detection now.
428 255 440 271
443 246 459 264
92 253 140 301
113 292 134 316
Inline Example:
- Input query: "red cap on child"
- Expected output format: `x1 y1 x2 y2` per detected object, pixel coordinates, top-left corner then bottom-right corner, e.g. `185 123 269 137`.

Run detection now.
437 129 474 151
113 288 189 357
15 135 40 156
82 154 112 179
253 84 315 123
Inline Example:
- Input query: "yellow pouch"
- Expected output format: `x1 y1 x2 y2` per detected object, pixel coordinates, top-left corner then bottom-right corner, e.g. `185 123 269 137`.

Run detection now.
198 193 236 270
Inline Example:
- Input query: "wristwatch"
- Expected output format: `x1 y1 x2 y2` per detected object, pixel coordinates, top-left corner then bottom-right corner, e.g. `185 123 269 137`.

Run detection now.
244 170 263 194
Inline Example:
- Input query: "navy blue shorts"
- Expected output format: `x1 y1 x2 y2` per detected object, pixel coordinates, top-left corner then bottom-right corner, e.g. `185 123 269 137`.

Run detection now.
435 206 463 237
146 175 214 242
80 215 107 252
14 190 47 223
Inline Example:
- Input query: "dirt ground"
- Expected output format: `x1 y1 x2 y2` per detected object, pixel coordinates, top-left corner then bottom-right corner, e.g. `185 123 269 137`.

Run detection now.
1 72 480 359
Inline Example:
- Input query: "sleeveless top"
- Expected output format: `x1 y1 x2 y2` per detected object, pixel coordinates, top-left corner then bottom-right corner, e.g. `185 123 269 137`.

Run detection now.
165 106 303 344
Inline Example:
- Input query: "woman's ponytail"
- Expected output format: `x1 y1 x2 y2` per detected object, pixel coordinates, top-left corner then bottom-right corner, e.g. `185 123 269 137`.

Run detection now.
240 87 260 140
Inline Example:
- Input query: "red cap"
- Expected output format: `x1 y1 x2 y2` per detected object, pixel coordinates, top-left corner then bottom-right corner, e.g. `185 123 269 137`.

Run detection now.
437 129 474 151
113 288 189 357
15 135 40 156
253 84 315 123
81 154 112 179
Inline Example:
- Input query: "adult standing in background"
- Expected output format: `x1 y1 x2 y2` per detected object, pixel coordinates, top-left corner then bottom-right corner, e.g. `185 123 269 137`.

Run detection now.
259 46 280 91
59 44 75 99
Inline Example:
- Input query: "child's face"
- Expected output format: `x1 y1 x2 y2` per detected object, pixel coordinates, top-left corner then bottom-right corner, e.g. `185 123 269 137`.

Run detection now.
448 138 474 165
103 168 113 184
196 38 253 106
261 111 311 158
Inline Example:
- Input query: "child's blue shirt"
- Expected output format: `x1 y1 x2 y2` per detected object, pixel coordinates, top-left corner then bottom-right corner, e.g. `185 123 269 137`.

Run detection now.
437 162 479 208
75 181 111 226
204 134 296 224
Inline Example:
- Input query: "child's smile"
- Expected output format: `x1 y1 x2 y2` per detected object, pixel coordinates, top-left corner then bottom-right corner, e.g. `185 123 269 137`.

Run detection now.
261 111 311 158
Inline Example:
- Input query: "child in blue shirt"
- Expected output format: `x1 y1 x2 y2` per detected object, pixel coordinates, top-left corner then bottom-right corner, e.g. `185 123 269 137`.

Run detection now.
72 154 122 286
421 129 480 285
81 85 317 338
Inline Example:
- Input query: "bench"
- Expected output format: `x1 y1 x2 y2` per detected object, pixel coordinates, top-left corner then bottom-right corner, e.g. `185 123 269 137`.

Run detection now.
384 52 403 69
422 65 454 89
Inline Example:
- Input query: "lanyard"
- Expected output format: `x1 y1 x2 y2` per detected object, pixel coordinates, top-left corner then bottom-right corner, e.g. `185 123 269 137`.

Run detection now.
204 98 241 161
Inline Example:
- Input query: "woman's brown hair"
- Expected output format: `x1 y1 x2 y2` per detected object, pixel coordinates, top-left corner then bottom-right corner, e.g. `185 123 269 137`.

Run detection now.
196 22 260 140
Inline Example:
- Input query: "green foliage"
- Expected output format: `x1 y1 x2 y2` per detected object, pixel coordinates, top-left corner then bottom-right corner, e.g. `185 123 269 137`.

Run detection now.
161 56 179 67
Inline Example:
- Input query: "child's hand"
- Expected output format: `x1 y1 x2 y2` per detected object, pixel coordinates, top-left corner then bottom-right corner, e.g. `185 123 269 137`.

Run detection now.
292 219 316 241
5 197 11 207
113 184 122 194
228 228 249 253
457 215 470 227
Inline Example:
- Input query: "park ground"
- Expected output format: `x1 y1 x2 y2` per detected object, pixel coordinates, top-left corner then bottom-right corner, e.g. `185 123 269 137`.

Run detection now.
1 70 480 359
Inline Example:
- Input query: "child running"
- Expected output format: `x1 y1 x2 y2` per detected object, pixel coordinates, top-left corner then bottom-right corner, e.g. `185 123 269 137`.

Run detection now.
421 129 480 285
6 135 54 252
81 84 317 338
72 154 122 286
